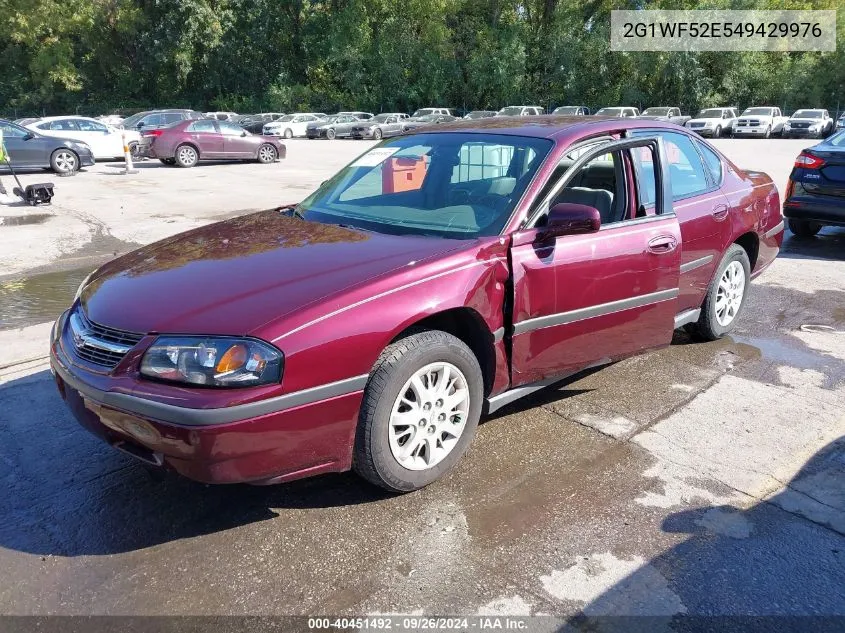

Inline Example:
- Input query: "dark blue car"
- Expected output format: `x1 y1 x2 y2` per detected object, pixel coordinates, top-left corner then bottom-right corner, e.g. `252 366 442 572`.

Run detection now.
783 130 845 236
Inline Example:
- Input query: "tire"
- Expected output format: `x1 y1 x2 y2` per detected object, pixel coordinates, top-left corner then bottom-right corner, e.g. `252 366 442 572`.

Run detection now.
764 125 771 139
50 149 79 174
713 125 722 138
174 144 198 168
688 244 751 341
353 330 484 492
373 127 383 140
256 143 277 164
325 128 336 140
283 128 293 139
159 158 176 165
788 219 822 237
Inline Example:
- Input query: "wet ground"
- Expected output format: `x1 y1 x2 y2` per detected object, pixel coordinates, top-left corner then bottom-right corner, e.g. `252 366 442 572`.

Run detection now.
0 267 92 329
0 139 843 621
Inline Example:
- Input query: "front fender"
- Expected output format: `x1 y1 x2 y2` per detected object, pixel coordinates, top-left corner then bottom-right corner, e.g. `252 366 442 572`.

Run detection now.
254 239 511 395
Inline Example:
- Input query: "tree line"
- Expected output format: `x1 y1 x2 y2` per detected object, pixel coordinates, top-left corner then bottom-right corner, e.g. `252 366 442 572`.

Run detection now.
2 0 843 119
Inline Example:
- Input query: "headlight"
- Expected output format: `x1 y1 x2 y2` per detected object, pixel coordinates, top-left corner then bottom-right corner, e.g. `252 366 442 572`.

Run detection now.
140 336 283 388
703 121 713 127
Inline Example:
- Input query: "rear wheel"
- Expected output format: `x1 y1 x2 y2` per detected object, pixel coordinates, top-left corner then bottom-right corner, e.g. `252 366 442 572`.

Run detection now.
174 144 198 168
788 219 823 237
353 330 483 492
257 144 277 164
688 244 751 341
50 149 78 174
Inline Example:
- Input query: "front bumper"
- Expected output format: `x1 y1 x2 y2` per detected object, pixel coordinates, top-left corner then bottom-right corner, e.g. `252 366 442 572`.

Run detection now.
50 314 362 485
733 127 768 136
783 129 822 138
688 127 715 136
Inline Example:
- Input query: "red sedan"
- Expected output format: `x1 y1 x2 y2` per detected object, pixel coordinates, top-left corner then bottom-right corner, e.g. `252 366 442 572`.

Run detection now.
51 117 783 492
139 119 286 167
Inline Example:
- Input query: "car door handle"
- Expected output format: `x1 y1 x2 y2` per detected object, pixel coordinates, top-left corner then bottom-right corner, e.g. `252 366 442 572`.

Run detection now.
647 235 678 254
711 203 729 221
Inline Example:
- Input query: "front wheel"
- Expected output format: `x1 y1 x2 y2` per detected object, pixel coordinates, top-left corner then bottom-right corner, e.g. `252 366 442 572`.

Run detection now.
788 219 823 237
283 128 293 139
373 127 383 140
50 149 79 174
257 143 277 164
764 125 772 138
353 330 483 492
713 125 722 138
688 244 751 341
325 128 336 140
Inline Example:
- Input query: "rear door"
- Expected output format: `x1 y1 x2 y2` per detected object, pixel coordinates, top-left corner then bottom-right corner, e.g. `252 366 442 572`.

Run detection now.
630 129 729 313
73 118 117 157
186 119 224 158
509 137 681 386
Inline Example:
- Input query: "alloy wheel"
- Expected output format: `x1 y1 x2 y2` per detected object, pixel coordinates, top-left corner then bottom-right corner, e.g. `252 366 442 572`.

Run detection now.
258 145 276 162
54 151 77 173
388 362 470 471
715 260 746 327
177 146 197 166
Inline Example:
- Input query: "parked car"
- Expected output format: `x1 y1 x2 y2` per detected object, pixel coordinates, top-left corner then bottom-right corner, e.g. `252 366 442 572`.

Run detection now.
552 106 591 115
411 108 455 117
595 107 640 118
639 107 691 126
97 114 125 126
25 116 141 160
733 107 788 138
782 109 834 138
14 117 41 126
137 119 285 167
837 114 845 132
685 107 739 137
463 110 497 120
306 114 364 139
350 113 410 139
782 130 845 237
401 114 457 131
119 109 205 131
0 118 94 173
496 106 545 117
204 111 239 121
263 114 324 138
239 113 286 134
51 117 783 492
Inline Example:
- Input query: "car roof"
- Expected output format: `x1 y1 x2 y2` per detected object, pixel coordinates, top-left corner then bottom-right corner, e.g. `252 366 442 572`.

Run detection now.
416 115 683 140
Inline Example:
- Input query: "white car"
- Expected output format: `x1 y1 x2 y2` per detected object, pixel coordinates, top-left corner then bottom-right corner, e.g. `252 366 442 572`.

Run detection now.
26 116 141 159
733 106 788 138
782 109 835 138
595 107 640 118
204 111 240 121
411 107 455 117
263 113 324 138
685 107 738 137
496 105 545 116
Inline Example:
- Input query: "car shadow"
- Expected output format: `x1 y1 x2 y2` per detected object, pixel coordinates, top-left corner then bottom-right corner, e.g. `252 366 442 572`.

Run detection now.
563 435 845 628
0 369 391 557
779 226 845 262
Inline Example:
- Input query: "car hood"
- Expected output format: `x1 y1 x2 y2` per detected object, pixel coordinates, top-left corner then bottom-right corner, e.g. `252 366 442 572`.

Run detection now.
79 210 465 335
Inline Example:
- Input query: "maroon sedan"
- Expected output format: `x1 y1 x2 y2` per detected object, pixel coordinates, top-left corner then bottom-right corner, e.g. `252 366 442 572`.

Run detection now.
140 119 285 167
50 117 784 492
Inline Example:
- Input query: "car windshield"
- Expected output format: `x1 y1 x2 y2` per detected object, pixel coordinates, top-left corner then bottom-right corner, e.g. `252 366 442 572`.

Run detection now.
275 115 294 122
322 116 340 124
743 108 774 116
412 109 436 117
120 112 150 128
696 109 724 118
643 107 670 116
553 107 580 115
371 114 391 123
295 133 553 239
497 107 523 116
413 114 440 122
792 110 824 119
596 108 624 116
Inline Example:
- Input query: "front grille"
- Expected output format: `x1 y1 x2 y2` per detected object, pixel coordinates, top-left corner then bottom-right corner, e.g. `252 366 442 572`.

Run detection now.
70 309 144 368
792 122 810 129
689 122 704 128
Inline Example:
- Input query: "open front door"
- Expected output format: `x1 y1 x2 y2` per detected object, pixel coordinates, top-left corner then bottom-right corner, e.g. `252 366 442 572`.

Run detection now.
509 136 682 387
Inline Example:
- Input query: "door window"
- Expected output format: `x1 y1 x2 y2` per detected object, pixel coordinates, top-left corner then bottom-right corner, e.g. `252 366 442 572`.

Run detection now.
47 120 80 131
0 122 28 137
632 131 709 199
75 119 108 132
140 114 162 127
188 120 216 133
161 113 183 125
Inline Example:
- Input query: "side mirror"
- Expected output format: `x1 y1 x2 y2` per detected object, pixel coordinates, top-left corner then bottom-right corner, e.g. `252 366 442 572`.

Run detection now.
136 122 145 128
22 132 34 141
544 203 601 237
241 131 247 137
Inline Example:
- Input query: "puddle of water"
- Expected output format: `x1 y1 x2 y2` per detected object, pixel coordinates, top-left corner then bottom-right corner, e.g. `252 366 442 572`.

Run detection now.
0 267 93 330
732 334 832 369
0 213 53 226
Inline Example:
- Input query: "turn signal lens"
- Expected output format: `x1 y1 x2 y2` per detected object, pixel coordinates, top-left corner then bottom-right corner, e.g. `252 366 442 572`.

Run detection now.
217 344 248 373
794 152 824 169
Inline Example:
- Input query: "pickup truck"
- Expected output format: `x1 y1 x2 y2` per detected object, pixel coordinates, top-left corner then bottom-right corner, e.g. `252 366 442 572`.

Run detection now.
733 107 789 138
50 118 784 492
686 107 738 137
639 107 691 126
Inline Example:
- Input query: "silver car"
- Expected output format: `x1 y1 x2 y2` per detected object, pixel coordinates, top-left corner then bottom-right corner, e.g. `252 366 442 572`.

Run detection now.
350 113 409 139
